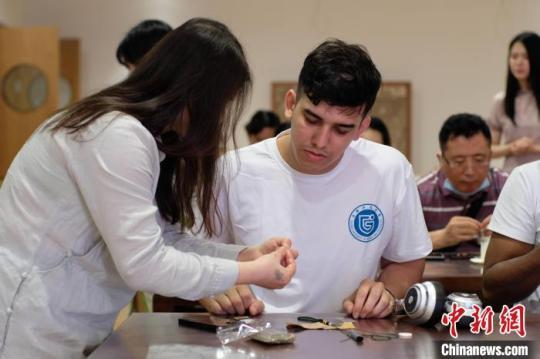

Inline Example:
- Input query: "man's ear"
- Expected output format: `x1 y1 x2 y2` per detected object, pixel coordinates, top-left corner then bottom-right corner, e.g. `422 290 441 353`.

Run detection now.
436 152 444 167
354 115 372 140
284 89 296 120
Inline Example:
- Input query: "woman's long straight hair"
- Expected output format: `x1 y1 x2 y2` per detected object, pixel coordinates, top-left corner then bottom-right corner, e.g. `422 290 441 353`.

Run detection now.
48 18 252 236
504 31 540 125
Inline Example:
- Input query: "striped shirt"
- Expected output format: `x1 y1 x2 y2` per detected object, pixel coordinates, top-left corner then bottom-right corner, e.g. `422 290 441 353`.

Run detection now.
417 168 508 252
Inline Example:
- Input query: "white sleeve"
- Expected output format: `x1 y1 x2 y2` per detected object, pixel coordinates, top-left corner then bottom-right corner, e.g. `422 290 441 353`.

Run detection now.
488 165 538 245
65 118 239 300
383 161 433 262
161 221 245 258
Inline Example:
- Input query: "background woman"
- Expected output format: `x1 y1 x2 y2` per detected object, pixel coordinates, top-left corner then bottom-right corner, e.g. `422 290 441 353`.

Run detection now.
488 31 540 172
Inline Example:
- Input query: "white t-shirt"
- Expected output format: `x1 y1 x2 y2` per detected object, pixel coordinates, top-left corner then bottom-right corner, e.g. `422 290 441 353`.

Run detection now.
488 161 540 312
214 131 432 313
0 112 243 357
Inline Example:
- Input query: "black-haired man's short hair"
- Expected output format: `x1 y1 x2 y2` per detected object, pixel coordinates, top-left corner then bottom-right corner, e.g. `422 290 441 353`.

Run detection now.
297 39 381 117
245 110 281 135
369 117 392 146
116 19 172 68
275 121 291 136
439 113 492 152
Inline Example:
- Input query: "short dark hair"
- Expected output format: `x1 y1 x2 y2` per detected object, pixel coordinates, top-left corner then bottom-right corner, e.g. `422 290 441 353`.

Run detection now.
116 19 173 67
439 113 492 152
275 121 291 135
297 39 381 117
245 110 280 135
369 116 391 146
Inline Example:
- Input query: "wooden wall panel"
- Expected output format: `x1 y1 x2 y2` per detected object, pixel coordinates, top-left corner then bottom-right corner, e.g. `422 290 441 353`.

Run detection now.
0 27 59 179
60 38 80 107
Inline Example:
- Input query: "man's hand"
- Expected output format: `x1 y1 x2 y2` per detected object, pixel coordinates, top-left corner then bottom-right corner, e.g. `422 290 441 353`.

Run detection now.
342 279 395 319
480 215 492 237
200 285 264 316
237 237 298 262
442 216 481 247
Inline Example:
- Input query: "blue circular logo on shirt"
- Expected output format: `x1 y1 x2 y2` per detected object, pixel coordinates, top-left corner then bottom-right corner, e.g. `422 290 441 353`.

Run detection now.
348 204 384 242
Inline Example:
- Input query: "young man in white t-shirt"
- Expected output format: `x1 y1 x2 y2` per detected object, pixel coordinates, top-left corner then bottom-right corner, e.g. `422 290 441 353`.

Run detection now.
200 39 432 319
483 161 540 312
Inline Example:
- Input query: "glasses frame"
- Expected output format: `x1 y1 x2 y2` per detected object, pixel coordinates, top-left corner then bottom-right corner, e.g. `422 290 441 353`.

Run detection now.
441 152 491 170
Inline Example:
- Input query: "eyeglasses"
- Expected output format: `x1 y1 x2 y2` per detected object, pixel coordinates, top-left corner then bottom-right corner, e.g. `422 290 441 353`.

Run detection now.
442 154 490 170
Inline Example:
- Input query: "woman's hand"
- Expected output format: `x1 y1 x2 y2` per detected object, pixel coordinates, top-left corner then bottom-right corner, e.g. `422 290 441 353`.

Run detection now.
238 237 298 261
237 247 297 289
509 136 534 155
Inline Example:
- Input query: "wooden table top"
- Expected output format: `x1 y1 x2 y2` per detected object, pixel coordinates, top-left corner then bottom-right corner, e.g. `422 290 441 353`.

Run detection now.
424 258 483 279
423 258 483 295
90 312 538 359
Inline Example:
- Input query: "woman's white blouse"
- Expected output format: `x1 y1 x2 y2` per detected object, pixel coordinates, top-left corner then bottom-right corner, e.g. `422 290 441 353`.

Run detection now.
0 112 243 358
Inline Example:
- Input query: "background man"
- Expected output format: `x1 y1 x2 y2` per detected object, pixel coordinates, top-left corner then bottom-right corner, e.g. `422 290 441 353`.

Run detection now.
245 110 281 144
418 114 507 253
116 19 172 70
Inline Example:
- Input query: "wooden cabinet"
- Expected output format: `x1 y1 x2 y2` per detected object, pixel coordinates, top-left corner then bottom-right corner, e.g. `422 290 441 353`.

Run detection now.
0 27 59 179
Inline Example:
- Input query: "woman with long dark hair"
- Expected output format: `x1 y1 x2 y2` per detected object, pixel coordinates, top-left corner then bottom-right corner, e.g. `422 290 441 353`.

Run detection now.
0 18 296 357
488 31 540 172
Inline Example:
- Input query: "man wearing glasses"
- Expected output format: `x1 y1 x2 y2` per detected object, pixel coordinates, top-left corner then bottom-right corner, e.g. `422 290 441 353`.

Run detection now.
418 114 508 253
